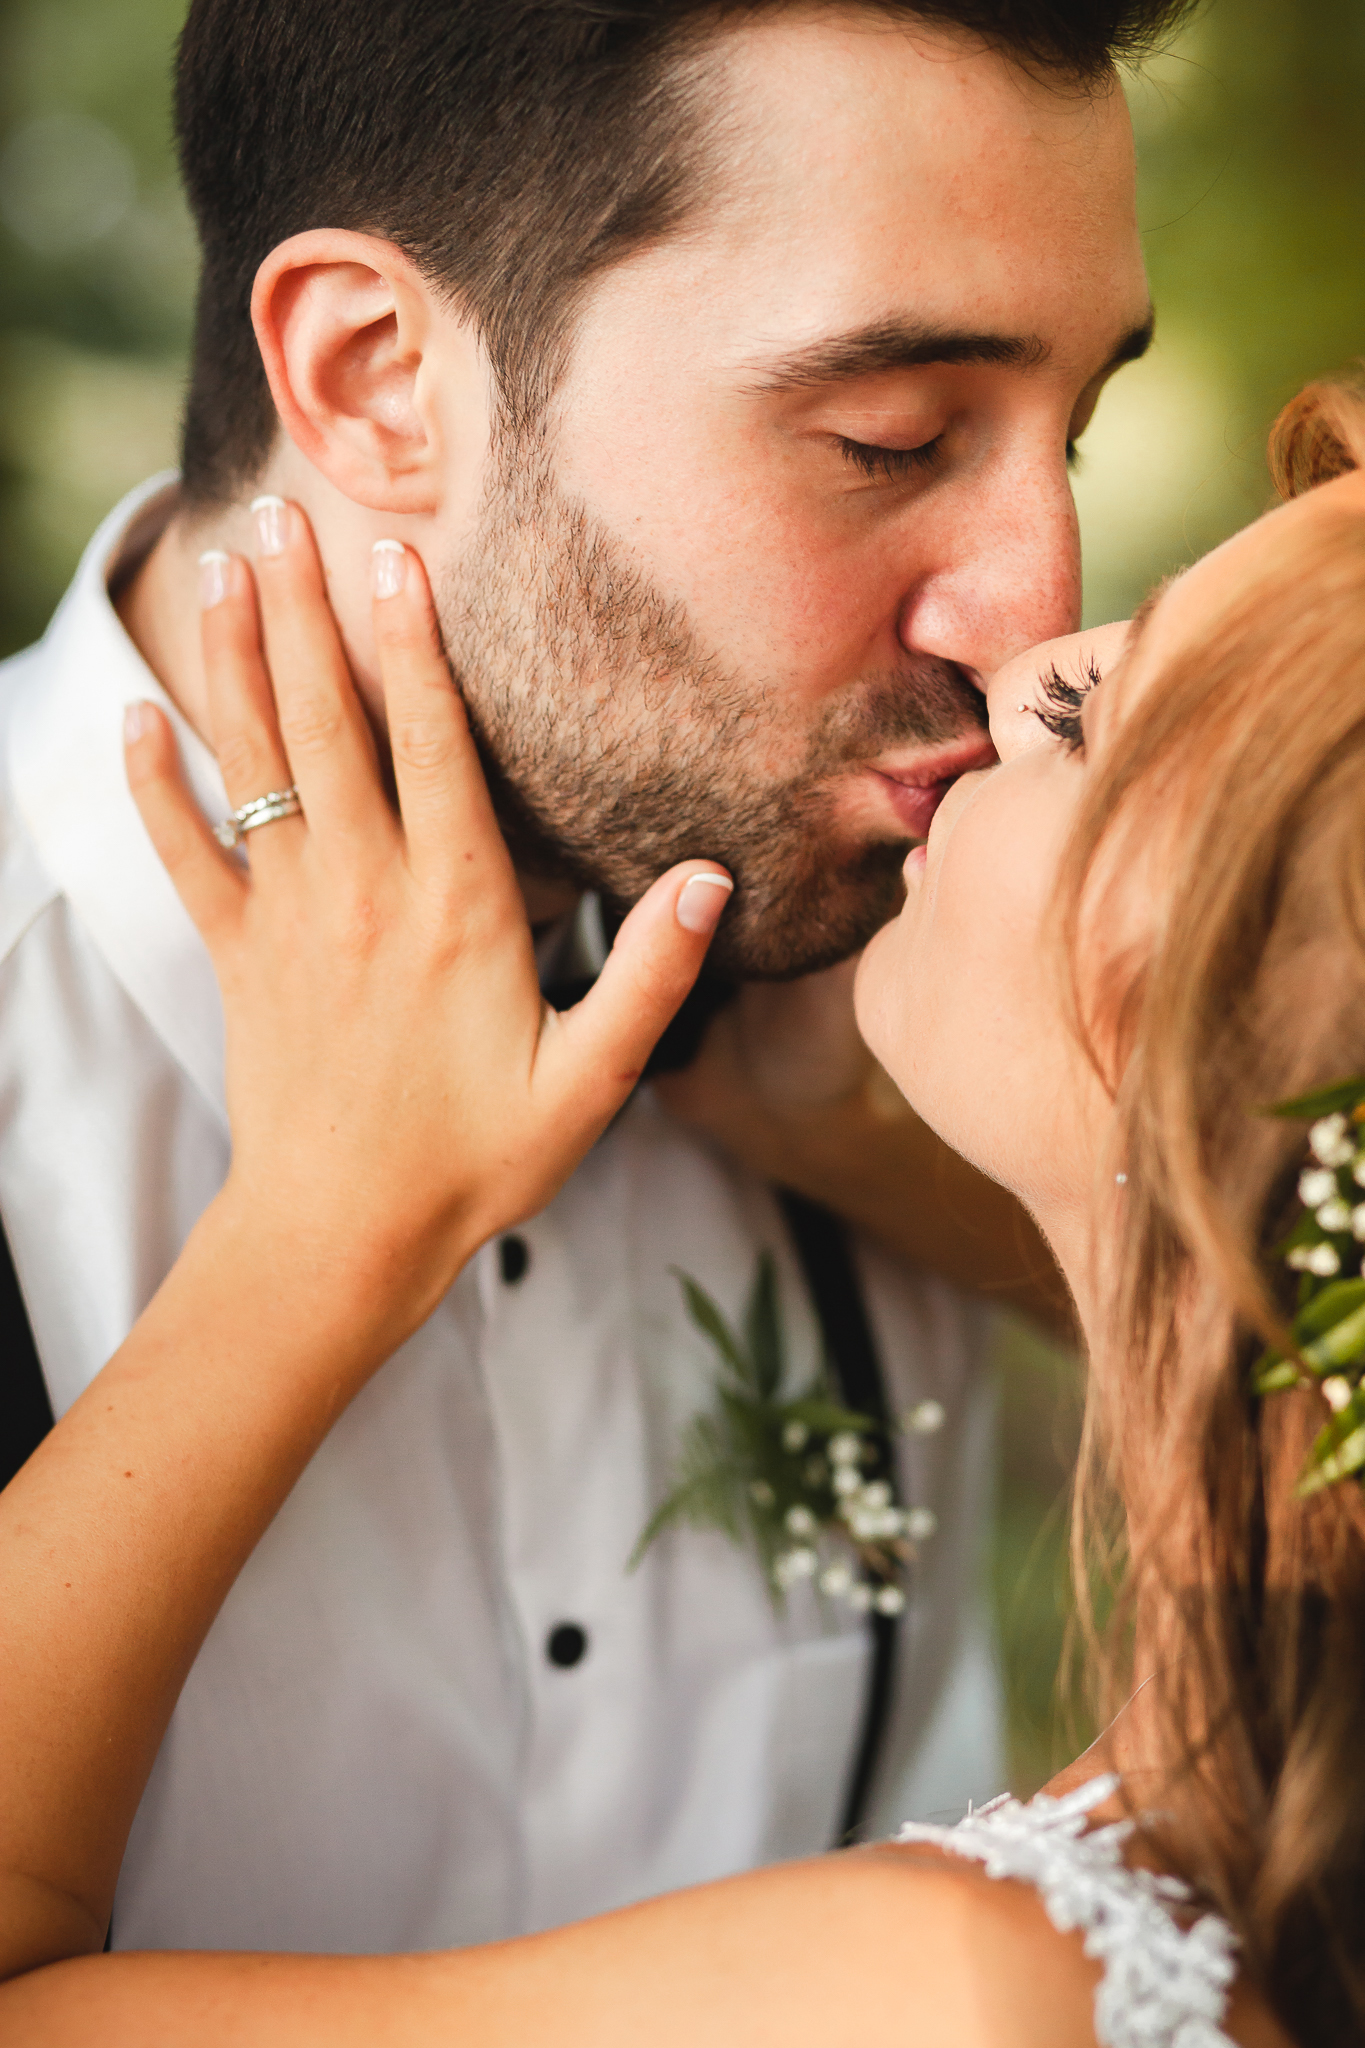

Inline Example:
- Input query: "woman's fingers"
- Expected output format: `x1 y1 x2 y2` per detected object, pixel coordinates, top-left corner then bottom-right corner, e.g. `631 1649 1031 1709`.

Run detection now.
248 498 389 851
540 863 733 1130
124 701 245 948
372 542 514 899
199 551 298 864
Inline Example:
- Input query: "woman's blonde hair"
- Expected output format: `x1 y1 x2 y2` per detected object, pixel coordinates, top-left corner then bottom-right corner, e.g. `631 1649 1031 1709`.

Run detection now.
1061 377 1365 2043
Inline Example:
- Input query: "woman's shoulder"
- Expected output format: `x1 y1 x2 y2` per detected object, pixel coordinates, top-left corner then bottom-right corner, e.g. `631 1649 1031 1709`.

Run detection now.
841 1776 1288 2048
678 1775 1288 2048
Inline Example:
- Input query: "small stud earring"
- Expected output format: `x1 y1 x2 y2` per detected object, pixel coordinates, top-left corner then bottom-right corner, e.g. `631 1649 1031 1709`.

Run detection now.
1016 703 1029 713
1115 1173 1128 1186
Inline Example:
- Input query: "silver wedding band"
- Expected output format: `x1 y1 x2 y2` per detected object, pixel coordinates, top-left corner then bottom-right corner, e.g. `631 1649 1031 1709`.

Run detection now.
213 785 303 849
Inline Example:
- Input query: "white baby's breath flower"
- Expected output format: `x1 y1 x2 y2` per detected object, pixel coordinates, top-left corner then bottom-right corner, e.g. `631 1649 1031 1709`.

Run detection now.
860 1480 892 1510
1307 1243 1342 1277
1299 1167 1337 1207
832 1464 862 1497
1287 1248 1314 1272
749 1479 776 1508
819 1562 854 1598
873 1585 906 1617
1317 1198 1352 1232
871 1509 903 1538
1310 1115 1354 1167
781 1420 809 1453
784 1503 817 1538
905 1506 939 1542
847 1582 874 1614
848 1511 878 1541
828 1432 863 1467
785 1545 818 1579
904 1399 946 1435
1321 1376 1355 1414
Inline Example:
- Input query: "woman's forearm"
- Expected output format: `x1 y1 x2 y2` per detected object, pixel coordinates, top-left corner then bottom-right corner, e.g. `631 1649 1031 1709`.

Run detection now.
0 1192 445 1983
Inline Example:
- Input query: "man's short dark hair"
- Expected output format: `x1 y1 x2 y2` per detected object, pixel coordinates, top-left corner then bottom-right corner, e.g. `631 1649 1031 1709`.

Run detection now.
175 0 1194 507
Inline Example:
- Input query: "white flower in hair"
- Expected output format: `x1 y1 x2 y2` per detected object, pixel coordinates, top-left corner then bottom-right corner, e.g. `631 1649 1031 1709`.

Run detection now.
1299 1167 1337 1207
1316 1197 1352 1231
1310 1113 1355 1166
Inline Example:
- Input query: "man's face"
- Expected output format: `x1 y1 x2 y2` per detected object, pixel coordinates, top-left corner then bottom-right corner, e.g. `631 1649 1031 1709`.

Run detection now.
437 13 1151 978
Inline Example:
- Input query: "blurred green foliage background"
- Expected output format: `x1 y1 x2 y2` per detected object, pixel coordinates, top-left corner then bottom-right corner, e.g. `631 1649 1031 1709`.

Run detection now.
2 0 1363 1798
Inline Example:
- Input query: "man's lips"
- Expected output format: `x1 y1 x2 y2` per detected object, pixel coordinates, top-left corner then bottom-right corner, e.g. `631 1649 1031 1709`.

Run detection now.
865 733 997 839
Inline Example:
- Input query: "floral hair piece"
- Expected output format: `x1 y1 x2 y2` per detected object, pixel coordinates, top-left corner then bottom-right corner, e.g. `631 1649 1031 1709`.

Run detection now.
1254 1075 1365 1495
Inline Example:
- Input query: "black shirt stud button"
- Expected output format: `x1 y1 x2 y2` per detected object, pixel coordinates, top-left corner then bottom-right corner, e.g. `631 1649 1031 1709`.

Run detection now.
546 1622 588 1669
499 1235 530 1285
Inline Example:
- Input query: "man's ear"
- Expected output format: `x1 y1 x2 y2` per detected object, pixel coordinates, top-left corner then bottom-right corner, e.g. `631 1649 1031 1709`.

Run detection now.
251 230 477 514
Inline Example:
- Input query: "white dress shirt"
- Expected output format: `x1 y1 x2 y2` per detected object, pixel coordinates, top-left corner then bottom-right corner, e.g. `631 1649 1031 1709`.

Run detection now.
0 478 1004 1954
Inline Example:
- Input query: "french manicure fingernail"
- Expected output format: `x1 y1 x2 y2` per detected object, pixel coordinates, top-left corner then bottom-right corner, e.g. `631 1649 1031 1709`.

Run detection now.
123 701 149 744
250 494 289 558
372 538 407 599
198 548 230 609
676 872 733 935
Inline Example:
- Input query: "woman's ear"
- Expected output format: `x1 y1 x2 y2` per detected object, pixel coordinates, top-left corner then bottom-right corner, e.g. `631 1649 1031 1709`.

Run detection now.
251 230 475 514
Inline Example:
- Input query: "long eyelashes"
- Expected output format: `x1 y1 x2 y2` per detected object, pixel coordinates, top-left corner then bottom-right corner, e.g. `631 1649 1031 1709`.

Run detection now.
1034 653 1103 753
837 436 942 481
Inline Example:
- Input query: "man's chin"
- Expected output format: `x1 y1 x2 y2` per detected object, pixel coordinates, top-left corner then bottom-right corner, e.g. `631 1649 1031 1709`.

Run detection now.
683 853 909 983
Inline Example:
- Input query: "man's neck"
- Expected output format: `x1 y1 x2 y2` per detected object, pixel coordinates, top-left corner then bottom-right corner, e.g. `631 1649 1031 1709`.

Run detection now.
115 497 260 748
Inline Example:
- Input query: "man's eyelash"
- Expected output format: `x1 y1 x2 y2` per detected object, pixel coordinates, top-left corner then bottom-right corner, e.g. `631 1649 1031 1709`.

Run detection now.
837 436 942 481
1035 654 1102 752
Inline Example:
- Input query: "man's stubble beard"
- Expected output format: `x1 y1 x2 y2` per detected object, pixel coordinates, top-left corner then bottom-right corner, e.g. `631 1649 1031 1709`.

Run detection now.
436 435 988 980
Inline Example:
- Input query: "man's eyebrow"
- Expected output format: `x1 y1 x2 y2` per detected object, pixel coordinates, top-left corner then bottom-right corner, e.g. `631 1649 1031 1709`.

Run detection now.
742 308 1155 397
743 322 1048 395
1105 309 1156 376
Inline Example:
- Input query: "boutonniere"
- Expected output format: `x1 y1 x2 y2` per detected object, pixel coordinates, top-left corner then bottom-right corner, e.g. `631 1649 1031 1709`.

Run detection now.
631 1252 942 1612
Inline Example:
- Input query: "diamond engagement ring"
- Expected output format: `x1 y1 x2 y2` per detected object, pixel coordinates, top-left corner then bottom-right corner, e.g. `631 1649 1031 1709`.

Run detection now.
213 785 303 849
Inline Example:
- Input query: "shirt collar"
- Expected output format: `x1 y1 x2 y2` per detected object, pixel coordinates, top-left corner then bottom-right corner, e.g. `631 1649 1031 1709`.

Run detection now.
8 474 231 1127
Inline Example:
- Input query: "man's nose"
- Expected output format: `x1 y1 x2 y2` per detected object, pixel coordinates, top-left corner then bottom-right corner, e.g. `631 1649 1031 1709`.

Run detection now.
895 451 1082 681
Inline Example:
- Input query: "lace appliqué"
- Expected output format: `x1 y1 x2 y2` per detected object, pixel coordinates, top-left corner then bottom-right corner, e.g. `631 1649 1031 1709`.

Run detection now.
897 1776 1238 2048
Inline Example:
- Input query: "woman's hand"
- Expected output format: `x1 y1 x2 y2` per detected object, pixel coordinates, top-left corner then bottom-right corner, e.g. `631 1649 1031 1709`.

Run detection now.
126 505 731 1350
0 507 729 1990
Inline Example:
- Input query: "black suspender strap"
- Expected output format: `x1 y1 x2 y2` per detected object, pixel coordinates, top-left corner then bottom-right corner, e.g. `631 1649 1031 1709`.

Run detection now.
775 1187 900 1848
1 1215 53 1494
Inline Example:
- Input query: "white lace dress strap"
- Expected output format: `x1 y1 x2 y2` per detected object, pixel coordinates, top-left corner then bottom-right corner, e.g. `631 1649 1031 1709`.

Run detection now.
896 1775 1239 2048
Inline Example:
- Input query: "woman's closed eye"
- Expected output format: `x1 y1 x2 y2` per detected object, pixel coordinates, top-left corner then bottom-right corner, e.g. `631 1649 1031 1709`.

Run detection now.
1033 653 1103 753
